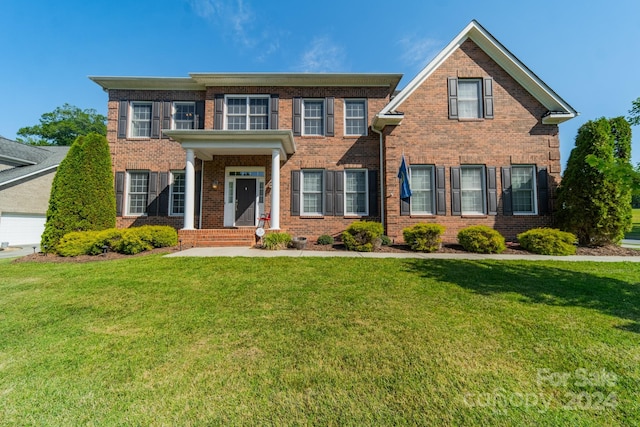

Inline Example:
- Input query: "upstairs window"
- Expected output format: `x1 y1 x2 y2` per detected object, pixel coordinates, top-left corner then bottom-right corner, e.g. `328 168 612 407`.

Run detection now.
303 100 325 135
225 96 269 130
345 100 367 136
448 77 494 120
173 102 195 130
130 102 152 137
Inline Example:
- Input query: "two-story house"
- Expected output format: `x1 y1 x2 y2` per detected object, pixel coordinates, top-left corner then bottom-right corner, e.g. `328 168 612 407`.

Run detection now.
90 21 576 246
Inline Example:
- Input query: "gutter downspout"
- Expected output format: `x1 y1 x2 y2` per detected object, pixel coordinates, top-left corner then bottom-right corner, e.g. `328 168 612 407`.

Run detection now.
371 125 384 229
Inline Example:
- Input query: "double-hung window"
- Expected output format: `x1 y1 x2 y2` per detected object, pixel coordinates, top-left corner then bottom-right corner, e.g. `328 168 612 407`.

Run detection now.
511 165 536 214
410 166 435 214
303 100 324 135
170 171 185 216
344 100 367 136
457 79 482 119
226 96 269 130
301 170 323 215
130 102 152 137
127 171 149 215
345 169 368 215
461 166 486 214
173 102 195 130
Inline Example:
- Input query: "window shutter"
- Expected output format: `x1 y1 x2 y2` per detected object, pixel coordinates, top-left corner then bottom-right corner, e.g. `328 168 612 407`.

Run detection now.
368 170 378 216
118 101 128 139
291 170 300 216
451 167 461 215
436 166 446 215
214 94 224 130
483 78 494 119
334 171 344 216
115 171 125 216
501 167 513 216
487 166 498 215
151 102 161 139
324 170 334 216
326 97 335 136
196 101 205 129
293 97 302 136
158 172 169 216
194 170 202 226
162 102 172 138
537 167 549 215
270 94 279 130
448 77 458 119
147 172 159 215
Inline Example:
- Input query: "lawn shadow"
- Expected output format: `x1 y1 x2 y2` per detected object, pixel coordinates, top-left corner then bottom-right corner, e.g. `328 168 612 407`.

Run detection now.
405 259 640 333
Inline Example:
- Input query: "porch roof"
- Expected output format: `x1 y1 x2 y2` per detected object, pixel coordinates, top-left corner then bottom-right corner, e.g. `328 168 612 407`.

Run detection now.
162 130 296 160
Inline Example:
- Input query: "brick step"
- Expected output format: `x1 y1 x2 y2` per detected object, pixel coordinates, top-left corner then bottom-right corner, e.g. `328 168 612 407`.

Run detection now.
178 228 258 248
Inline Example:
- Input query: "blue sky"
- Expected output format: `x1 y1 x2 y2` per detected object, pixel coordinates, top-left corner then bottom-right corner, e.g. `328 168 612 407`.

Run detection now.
1 0 639 168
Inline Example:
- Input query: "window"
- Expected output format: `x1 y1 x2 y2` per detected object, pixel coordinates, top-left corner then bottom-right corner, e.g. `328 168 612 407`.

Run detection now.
303 100 324 135
225 96 269 130
410 166 435 214
461 166 485 214
345 170 368 215
458 79 482 119
301 170 323 215
345 100 367 136
512 166 536 214
173 103 195 130
169 171 185 216
130 102 152 137
127 171 149 215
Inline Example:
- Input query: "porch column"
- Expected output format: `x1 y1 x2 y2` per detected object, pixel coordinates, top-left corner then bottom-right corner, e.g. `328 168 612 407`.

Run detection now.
271 148 281 230
183 149 195 230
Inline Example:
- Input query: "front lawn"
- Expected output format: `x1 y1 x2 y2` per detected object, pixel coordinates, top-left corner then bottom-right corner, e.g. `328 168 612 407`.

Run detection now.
626 208 640 239
1 256 638 425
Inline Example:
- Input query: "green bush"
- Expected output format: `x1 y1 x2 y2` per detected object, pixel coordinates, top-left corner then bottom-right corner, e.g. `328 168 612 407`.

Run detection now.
380 235 392 246
263 232 292 250
317 234 334 245
56 231 101 257
518 228 577 256
457 225 506 254
131 225 178 248
115 229 153 255
341 221 384 252
54 226 176 256
403 223 445 252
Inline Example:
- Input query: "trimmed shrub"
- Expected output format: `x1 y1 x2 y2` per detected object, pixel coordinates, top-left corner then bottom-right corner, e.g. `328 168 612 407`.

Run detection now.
403 223 445 252
457 225 506 254
518 228 577 256
56 231 101 257
380 235 392 246
317 234 334 245
54 226 176 256
115 229 153 255
263 232 292 250
342 221 384 252
132 225 178 248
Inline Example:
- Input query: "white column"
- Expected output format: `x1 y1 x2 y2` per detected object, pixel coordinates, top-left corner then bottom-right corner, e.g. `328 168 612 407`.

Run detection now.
183 149 195 230
270 148 281 230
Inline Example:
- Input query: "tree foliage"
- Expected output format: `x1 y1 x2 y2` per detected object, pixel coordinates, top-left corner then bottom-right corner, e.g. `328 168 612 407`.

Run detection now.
17 103 106 146
555 117 632 246
41 133 116 251
629 97 640 126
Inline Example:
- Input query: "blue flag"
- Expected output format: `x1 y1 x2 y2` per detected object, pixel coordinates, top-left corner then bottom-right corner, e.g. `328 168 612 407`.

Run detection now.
398 155 412 198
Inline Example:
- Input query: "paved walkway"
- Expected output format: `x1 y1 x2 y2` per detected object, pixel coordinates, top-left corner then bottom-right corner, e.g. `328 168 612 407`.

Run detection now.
0 245 39 259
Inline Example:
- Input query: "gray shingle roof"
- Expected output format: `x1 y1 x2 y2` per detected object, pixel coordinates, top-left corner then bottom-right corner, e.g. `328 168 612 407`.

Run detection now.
0 136 70 187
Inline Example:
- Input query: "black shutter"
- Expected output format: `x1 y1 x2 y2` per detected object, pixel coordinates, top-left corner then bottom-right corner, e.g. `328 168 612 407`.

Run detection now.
118 101 128 139
501 167 513 216
448 77 458 119
487 167 497 215
115 171 125 216
436 166 446 215
158 172 169 216
368 170 378 216
214 94 224 130
196 101 205 129
151 102 161 139
194 170 202 226
537 167 549 215
147 172 159 215
324 170 334 216
162 102 172 138
483 78 494 119
270 94 279 130
291 170 300 216
293 97 302 136
451 167 461 215
325 97 335 136
335 171 344 216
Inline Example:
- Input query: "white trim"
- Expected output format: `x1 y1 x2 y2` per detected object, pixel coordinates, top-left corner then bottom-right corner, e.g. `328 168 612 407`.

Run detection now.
344 99 368 136
172 102 196 130
457 79 483 119
409 165 435 215
169 170 186 217
302 99 325 136
129 101 153 138
300 169 324 216
344 169 369 216
511 164 538 215
0 164 59 189
125 170 149 217
223 166 266 227
223 95 270 130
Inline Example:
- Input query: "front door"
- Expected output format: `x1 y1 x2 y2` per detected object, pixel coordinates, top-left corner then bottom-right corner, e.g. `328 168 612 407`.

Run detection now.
235 178 256 226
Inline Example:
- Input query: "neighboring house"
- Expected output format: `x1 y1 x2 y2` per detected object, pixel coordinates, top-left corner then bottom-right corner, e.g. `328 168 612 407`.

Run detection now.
90 20 576 246
0 136 69 245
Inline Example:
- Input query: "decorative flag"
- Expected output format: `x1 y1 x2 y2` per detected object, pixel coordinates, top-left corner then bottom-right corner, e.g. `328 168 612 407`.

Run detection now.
398 154 412 198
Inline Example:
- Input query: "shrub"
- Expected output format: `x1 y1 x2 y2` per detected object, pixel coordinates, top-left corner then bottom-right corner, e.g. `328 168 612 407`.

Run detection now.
53 226 176 256
88 229 124 255
518 228 577 256
115 229 153 255
56 231 101 257
263 232 292 250
317 234 334 245
342 221 384 252
457 225 506 254
380 235 392 246
131 225 178 248
403 223 445 252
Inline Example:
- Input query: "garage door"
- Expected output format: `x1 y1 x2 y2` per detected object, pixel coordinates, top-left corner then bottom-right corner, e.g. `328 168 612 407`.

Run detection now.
0 213 46 246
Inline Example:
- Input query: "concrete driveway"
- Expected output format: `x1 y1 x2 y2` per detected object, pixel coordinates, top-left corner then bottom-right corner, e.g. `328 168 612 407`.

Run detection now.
0 245 39 259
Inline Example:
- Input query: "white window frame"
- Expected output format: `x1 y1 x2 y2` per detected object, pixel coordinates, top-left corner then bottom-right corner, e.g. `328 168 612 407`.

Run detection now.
511 165 538 215
224 95 270 130
409 165 435 215
126 171 149 216
301 169 324 215
461 165 486 215
169 170 186 216
129 102 152 138
344 99 367 136
457 79 483 119
172 102 196 130
302 99 325 136
344 169 368 216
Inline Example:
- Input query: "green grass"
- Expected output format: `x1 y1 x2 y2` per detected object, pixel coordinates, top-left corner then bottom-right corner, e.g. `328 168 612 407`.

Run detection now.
1 255 639 425
626 208 640 239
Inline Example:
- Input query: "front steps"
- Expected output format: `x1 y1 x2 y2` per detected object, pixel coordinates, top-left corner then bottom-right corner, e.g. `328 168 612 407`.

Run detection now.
178 228 258 248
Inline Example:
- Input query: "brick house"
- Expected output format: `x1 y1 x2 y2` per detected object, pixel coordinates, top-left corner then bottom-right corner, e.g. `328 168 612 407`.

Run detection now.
90 21 576 246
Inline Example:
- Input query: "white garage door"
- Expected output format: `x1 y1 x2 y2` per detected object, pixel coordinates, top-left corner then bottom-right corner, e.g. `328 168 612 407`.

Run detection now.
0 213 46 246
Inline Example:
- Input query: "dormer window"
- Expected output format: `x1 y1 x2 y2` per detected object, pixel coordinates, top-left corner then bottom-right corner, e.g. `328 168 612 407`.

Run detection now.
448 77 494 120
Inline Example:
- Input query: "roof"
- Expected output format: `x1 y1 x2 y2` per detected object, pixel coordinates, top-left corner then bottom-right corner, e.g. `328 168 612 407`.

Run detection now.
377 20 577 125
0 137 69 188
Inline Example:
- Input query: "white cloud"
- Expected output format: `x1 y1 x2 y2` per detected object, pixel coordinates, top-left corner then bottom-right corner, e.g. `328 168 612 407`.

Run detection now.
297 37 345 72
397 35 441 69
